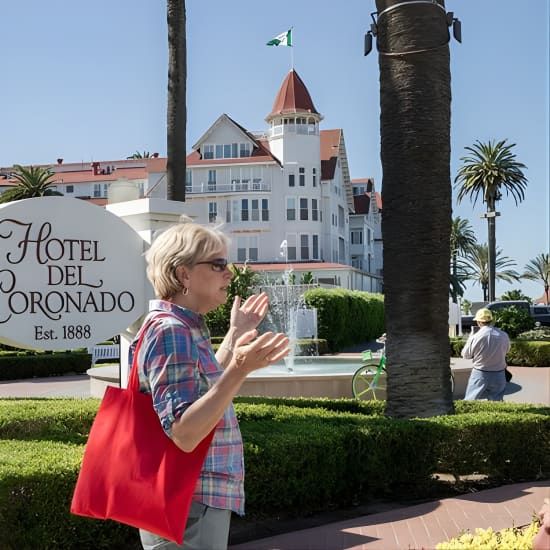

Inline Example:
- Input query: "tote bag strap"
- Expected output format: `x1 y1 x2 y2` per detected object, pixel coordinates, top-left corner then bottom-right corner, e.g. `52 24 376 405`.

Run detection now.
127 312 175 391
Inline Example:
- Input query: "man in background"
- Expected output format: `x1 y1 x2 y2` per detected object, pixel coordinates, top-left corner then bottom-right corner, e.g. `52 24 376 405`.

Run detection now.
461 308 510 401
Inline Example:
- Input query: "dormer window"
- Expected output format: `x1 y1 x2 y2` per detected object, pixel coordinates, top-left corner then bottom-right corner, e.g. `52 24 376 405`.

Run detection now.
240 143 251 157
203 144 214 159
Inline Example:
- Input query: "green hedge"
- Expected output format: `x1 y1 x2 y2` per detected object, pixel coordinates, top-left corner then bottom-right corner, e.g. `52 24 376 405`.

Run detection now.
450 338 550 367
304 288 384 352
0 352 91 380
0 397 549 548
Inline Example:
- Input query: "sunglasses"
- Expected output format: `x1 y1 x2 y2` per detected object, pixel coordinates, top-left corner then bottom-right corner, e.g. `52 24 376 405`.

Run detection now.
195 258 229 272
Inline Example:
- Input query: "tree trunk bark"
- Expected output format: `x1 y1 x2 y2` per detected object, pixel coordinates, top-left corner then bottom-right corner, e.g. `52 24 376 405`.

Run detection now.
376 0 454 418
166 0 187 202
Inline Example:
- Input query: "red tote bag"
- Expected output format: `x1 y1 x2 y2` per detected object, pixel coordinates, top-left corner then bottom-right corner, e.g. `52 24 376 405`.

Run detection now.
71 317 215 544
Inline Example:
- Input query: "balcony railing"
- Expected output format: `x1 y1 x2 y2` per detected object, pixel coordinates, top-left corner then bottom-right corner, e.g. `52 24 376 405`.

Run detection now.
185 181 271 194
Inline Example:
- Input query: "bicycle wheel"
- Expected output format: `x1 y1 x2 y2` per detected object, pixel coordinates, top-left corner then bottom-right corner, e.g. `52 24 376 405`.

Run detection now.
352 362 387 400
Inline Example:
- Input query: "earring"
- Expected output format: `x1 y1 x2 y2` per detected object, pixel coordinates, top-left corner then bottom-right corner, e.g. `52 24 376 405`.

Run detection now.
182 286 189 296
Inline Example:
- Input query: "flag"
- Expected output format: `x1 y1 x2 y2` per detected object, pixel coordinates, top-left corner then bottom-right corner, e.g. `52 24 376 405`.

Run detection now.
267 29 292 47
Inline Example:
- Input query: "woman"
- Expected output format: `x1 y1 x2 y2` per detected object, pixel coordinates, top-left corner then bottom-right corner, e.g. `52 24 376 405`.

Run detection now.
130 218 289 550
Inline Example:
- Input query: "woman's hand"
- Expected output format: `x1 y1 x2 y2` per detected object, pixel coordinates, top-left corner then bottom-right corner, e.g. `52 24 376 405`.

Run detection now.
229 329 289 375
230 293 269 337
533 499 550 550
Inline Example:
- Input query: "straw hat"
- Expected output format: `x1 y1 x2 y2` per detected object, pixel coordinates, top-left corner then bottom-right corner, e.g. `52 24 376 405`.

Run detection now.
473 308 493 323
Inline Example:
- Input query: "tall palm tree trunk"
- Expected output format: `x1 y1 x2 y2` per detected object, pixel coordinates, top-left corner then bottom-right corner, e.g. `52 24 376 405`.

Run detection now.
376 0 453 417
166 0 187 202
486 197 497 302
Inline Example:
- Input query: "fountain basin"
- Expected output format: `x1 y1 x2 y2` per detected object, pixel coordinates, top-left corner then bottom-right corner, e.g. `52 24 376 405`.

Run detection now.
88 357 471 400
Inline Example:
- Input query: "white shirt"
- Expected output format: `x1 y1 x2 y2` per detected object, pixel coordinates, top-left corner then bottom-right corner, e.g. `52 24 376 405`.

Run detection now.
461 325 511 371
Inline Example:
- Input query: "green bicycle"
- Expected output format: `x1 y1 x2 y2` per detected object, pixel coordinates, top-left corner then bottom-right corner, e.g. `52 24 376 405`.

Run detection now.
352 336 455 401
352 348 387 401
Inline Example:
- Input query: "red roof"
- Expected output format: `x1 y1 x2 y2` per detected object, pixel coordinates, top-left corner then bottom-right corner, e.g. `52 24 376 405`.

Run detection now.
268 70 319 118
320 129 341 180
353 193 371 215
186 140 280 167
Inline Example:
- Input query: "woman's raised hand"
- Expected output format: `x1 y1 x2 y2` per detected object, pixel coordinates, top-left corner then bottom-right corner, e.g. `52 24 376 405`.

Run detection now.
229 329 290 375
230 293 270 337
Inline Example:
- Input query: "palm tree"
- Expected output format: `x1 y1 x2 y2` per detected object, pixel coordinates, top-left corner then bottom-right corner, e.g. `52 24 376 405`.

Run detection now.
126 151 151 159
463 243 520 301
450 217 477 302
522 253 550 304
375 0 453 418
0 165 62 203
500 289 531 302
166 0 186 202
454 139 528 302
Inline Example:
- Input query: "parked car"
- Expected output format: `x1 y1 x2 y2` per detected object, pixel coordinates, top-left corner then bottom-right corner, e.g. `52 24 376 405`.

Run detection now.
461 300 550 332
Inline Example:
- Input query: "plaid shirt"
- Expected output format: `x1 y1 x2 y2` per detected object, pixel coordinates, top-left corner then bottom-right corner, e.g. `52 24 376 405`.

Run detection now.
128 300 245 515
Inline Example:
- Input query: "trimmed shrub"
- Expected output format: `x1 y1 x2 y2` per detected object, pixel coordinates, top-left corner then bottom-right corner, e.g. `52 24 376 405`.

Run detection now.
304 288 384 352
0 352 91 381
493 307 535 338
0 397 549 547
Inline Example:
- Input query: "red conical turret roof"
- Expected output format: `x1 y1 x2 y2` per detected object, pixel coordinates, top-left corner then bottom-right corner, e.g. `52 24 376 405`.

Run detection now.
267 70 320 119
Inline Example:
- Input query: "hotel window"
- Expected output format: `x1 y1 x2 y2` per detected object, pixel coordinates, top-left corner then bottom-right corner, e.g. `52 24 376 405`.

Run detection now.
232 200 240 223
65 184 74 193
208 170 216 191
237 237 247 262
261 198 269 221
203 144 214 159
237 236 258 262
299 167 305 186
312 199 319 221
215 145 223 159
367 228 372 243
240 143 251 157
286 234 297 261
208 202 217 223
241 167 250 189
241 199 249 221
351 230 363 244
300 234 309 260
300 198 308 220
223 144 231 158
312 167 317 187
286 197 296 221
249 236 258 261
226 200 231 222
338 206 345 228
288 173 295 187
312 235 319 259
251 199 259 221
252 166 262 189
93 184 102 198
103 184 109 197
231 143 238 158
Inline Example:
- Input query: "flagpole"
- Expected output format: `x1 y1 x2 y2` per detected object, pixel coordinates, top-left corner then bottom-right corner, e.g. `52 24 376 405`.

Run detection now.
290 27 294 70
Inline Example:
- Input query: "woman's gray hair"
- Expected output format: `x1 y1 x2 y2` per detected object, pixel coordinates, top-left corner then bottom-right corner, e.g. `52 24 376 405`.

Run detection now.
145 216 229 300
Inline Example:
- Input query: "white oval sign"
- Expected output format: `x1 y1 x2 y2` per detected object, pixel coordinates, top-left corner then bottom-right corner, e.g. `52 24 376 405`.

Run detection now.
0 197 146 350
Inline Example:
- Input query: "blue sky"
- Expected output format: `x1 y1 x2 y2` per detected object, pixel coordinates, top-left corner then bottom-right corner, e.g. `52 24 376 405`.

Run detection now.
2 1 548 302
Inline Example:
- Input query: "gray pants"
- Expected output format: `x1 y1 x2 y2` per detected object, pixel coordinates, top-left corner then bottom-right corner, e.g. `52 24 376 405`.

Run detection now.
139 501 232 550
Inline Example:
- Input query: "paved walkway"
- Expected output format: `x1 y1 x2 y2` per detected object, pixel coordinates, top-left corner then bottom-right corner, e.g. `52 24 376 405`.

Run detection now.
230 481 549 549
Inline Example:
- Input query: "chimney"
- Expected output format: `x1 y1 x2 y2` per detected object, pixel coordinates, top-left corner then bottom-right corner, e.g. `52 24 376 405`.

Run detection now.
152 152 159 158
57 158 63 165
91 161 100 176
